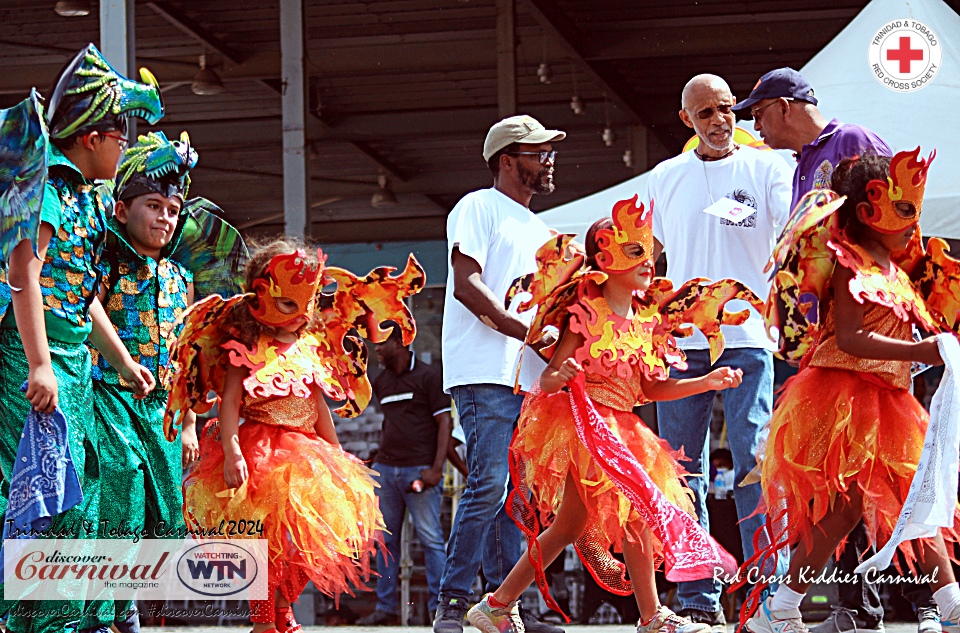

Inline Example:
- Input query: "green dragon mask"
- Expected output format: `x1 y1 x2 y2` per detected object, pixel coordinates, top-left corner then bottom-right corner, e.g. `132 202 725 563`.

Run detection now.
115 131 198 202
46 43 163 139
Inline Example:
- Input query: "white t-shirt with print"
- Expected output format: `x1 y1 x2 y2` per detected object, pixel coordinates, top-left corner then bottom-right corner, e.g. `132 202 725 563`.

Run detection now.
646 146 793 351
442 187 552 392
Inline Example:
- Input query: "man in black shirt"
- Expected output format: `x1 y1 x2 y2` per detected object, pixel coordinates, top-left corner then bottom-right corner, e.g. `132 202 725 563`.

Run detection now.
358 324 454 625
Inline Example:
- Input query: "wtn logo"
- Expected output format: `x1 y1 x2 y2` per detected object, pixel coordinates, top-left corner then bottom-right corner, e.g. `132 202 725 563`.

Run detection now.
176 541 263 598
185 559 247 581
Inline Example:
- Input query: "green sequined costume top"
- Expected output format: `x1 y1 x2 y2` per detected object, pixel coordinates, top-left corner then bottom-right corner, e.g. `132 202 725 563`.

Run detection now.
0 145 108 342
91 218 193 385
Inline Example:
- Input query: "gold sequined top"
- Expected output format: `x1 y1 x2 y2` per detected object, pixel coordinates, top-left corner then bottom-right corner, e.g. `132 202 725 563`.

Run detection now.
585 371 643 412
809 298 912 390
241 390 319 433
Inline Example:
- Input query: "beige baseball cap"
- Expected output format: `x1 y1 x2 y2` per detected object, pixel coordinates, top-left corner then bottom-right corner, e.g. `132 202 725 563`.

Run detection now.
482 115 566 162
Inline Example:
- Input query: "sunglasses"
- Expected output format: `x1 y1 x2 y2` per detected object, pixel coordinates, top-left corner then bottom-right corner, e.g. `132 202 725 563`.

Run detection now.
101 132 129 150
506 150 558 164
692 104 733 120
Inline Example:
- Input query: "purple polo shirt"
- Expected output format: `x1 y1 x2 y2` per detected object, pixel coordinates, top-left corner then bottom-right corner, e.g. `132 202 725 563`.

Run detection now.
791 118 891 210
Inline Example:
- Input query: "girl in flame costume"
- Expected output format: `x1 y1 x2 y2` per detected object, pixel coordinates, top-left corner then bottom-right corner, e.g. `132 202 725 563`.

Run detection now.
164 240 425 633
739 149 960 633
467 196 760 633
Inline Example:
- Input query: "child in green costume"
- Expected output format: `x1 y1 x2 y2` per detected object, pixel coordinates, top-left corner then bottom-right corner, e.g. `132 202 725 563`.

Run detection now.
0 44 162 633
92 130 247 630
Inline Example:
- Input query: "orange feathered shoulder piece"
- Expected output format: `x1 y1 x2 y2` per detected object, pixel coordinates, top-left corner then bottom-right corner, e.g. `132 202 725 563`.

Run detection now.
222 330 355 403
505 233 596 357
567 278 674 382
830 236 940 333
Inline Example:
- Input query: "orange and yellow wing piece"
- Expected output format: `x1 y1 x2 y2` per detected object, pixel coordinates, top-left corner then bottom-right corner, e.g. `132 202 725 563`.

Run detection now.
568 280 670 383
649 277 764 365
505 234 592 352
831 239 942 333
894 225 960 335
766 190 845 277
162 292 246 440
317 254 426 417
914 238 960 332
763 190 846 361
503 235 608 391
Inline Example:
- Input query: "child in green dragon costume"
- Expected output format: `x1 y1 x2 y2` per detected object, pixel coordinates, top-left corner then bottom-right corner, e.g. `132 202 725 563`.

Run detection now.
0 44 162 633
92 130 247 630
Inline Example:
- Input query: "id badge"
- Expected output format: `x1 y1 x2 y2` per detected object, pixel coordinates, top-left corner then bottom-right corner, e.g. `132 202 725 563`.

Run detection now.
703 197 756 223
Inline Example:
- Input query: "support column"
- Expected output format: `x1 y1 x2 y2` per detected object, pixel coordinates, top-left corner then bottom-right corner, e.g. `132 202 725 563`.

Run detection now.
630 125 648 174
496 0 516 118
280 0 309 239
100 0 137 137
100 0 134 75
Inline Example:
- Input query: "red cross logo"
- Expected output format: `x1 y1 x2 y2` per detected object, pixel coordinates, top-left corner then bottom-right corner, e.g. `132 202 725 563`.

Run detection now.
887 36 924 73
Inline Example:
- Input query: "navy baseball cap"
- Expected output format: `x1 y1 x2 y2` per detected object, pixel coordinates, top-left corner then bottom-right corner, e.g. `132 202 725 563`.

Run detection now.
731 68 818 119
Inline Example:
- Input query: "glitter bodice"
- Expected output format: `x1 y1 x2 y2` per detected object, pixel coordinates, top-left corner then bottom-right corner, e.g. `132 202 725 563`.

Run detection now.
241 390 319 433
810 299 912 390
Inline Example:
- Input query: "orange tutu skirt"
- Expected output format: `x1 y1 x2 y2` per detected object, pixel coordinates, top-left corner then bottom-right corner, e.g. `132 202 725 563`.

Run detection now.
184 420 384 602
510 388 695 589
738 366 960 625
758 366 960 556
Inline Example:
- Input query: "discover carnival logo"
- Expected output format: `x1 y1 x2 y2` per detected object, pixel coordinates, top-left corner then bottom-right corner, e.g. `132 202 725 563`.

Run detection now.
4 538 267 601
869 18 942 93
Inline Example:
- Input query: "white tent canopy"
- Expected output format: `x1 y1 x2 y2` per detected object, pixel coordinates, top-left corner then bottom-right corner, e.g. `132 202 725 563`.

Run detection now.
540 0 960 240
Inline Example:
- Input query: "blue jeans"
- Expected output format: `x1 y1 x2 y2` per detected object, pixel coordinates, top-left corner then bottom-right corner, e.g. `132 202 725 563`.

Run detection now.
372 463 447 615
656 347 788 614
439 384 523 602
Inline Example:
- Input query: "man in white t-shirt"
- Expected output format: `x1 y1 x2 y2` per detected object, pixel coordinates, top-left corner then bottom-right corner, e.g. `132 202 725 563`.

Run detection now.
435 115 564 633
645 74 792 630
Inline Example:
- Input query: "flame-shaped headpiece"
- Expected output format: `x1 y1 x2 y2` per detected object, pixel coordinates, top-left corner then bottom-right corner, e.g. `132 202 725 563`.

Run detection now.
595 195 654 273
863 147 934 234
249 248 324 327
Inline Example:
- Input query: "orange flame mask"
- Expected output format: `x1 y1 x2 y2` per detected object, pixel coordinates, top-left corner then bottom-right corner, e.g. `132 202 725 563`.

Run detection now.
249 249 324 327
595 195 654 273
863 147 934 234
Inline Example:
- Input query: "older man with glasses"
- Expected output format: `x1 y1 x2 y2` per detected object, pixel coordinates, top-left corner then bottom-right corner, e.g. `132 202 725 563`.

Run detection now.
732 67 889 211
643 73 793 632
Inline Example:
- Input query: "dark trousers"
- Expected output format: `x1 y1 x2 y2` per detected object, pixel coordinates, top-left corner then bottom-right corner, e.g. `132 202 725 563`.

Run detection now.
838 521 935 626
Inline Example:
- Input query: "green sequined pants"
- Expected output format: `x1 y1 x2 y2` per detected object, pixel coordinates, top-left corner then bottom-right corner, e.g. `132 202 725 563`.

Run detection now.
0 329 107 633
94 382 185 624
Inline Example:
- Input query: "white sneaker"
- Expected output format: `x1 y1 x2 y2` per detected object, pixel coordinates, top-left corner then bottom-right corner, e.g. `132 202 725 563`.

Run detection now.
637 607 711 633
940 602 960 633
466 594 524 633
745 597 809 633
918 606 942 633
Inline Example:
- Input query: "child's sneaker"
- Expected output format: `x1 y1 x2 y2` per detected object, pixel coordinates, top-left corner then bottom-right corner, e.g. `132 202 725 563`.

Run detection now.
918 606 942 633
637 606 712 633
467 594 525 633
745 597 809 633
